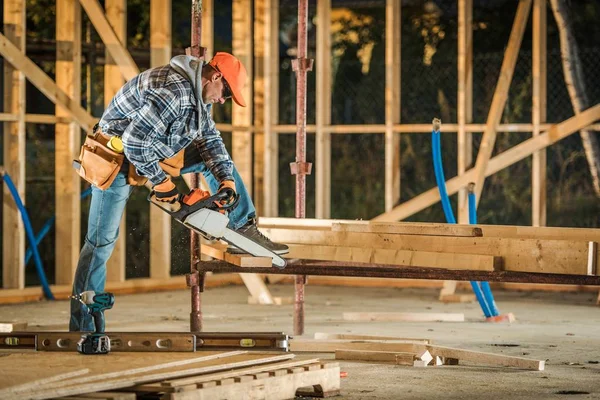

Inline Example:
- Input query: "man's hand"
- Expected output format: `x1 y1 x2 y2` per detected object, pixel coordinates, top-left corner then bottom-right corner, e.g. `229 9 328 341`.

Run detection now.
153 177 180 203
218 180 236 204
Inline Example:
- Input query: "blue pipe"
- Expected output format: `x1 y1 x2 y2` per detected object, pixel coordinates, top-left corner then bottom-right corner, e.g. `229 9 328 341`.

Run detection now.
431 121 491 318
1 172 54 300
25 187 92 266
468 189 500 317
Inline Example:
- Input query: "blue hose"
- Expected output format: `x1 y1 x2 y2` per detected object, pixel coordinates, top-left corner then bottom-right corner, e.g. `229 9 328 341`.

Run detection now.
25 187 92 266
468 189 500 317
1 172 54 299
431 122 491 318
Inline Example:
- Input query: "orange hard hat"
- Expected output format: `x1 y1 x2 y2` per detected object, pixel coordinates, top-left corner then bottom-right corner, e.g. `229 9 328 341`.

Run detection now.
208 52 247 107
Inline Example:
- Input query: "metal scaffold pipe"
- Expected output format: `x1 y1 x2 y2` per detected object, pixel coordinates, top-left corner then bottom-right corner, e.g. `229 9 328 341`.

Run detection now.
291 0 314 335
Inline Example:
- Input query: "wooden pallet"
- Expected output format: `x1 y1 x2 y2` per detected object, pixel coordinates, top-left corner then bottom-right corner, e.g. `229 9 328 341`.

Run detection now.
60 360 340 400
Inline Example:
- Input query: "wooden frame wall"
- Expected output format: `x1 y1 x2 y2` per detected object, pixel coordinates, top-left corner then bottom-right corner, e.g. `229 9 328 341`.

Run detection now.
1 1 599 298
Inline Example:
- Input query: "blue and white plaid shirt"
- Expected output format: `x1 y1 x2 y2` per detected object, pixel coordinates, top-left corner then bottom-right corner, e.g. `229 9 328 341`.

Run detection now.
98 63 233 185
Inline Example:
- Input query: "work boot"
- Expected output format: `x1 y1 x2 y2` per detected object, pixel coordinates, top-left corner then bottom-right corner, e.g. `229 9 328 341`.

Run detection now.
228 218 289 255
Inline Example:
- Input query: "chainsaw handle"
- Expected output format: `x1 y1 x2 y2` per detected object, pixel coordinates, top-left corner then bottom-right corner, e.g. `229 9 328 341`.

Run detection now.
215 187 240 211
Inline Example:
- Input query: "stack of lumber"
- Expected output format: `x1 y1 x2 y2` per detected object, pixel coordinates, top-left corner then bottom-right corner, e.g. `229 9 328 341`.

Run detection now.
0 351 340 400
290 333 545 371
257 218 599 276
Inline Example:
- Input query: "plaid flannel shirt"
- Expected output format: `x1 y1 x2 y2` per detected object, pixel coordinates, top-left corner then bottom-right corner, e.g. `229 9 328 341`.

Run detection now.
98 63 233 185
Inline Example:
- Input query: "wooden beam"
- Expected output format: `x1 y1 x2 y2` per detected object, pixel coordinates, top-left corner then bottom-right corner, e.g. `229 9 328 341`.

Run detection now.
239 274 274 305
104 0 127 283
532 0 547 227
263 0 279 217
78 0 139 80
335 350 416 365
385 0 401 212
373 104 600 221
316 0 332 218
231 0 253 192
0 33 96 130
286 244 500 271
55 0 82 285
201 0 214 60
2 0 26 289
253 0 267 215
457 0 473 224
263 228 592 275
148 0 172 280
460 0 532 215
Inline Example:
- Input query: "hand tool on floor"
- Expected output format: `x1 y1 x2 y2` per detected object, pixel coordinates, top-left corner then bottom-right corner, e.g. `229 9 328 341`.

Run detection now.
149 187 287 268
71 291 115 355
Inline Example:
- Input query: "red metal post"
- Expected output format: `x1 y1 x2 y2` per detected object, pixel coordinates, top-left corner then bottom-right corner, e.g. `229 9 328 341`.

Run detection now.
291 0 314 336
188 0 204 333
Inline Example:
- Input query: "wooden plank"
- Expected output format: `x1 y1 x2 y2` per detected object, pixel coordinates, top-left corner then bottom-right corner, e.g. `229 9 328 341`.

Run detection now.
461 0 532 213
103 0 127 283
42 352 243 389
332 221 483 237
22 353 294 399
263 0 279 217
55 0 82 285
336 349 414 365
385 0 401 212
314 333 431 343
167 363 340 400
231 0 253 190
265 228 590 275
374 104 600 221
200 242 273 268
286 244 500 271
149 0 172 280
290 339 424 353
0 33 97 130
316 0 332 218
343 312 465 322
53 392 135 400
0 321 27 332
79 0 139 80
532 0 547 227
2 0 26 289
426 344 544 371
161 358 320 387
259 217 337 230
0 368 90 395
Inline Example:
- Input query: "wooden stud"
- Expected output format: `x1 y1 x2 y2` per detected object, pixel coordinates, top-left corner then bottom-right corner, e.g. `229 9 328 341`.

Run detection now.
55 0 82 285
2 0 26 289
588 242 597 276
253 0 267 215
314 333 431 343
461 0 532 214
79 0 139 80
532 0 547 227
148 0 172 280
316 0 332 218
104 0 127 283
457 0 473 224
231 0 253 191
263 0 279 216
373 104 600 222
201 0 214 60
385 0 401 212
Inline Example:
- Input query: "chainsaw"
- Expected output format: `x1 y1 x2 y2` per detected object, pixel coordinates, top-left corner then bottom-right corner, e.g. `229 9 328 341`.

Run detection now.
149 187 287 268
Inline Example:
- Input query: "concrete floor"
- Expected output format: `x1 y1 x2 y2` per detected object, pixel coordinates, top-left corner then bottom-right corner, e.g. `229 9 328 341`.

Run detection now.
1 284 600 399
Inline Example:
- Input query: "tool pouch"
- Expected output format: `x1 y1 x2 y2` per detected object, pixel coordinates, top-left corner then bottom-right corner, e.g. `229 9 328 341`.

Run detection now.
73 129 124 190
158 149 185 177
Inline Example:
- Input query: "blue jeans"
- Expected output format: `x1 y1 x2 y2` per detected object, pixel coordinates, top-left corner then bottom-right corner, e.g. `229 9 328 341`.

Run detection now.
69 162 255 331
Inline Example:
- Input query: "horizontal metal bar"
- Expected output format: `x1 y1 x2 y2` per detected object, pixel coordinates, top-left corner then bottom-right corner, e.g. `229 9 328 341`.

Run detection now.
199 260 600 286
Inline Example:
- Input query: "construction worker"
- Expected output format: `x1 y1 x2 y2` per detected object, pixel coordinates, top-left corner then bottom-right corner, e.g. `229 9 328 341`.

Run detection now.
70 52 288 332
